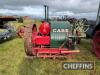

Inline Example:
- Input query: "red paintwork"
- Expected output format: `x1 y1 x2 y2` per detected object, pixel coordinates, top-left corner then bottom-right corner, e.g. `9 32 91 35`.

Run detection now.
93 30 100 58
32 32 50 45
35 36 50 45
32 32 38 43
33 48 79 54
39 22 50 35
31 22 80 58
32 47 79 58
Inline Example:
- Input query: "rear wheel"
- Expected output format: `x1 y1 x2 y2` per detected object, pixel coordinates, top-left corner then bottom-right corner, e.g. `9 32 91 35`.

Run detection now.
24 25 33 56
24 24 37 56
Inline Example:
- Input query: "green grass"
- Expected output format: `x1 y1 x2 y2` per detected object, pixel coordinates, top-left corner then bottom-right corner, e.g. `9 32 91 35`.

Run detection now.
0 38 100 75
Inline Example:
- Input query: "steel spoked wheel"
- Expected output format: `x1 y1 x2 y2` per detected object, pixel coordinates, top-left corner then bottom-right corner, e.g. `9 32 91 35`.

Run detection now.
74 18 89 33
24 24 33 56
31 24 37 55
24 24 37 56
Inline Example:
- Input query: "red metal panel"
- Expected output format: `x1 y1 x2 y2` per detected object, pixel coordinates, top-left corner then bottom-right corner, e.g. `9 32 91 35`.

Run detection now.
32 47 80 58
39 22 50 35
35 36 50 45
31 32 38 43
37 49 60 54
32 48 80 54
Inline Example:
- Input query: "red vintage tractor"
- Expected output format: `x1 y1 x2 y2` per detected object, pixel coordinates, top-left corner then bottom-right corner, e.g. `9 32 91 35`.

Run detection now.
23 5 83 58
24 21 81 58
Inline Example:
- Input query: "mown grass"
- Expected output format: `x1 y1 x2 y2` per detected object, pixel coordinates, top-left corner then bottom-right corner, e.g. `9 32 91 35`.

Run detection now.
0 38 100 75
0 19 99 75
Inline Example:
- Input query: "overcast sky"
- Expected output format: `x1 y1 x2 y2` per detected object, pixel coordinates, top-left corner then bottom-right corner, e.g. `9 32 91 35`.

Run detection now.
0 0 99 20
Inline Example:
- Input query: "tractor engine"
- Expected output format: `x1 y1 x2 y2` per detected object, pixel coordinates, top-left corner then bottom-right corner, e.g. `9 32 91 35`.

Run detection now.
32 21 76 48
24 21 80 58
32 22 50 45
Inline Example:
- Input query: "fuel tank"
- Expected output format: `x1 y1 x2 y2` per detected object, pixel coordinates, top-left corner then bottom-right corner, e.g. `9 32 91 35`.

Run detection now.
39 22 50 35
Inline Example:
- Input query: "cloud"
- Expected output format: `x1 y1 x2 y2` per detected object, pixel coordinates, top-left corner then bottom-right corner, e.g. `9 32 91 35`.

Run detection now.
0 0 99 13
73 12 97 20
0 0 99 20
51 11 97 20
0 6 44 17
52 11 75 16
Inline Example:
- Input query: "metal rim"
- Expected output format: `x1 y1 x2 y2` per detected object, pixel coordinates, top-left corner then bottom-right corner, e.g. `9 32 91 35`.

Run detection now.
24 24 37 56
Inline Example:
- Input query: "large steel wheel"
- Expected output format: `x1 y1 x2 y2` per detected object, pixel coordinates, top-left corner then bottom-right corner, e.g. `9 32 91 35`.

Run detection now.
24 25 33 56
93 30 100 58
74 19 89 33
24 24 37 56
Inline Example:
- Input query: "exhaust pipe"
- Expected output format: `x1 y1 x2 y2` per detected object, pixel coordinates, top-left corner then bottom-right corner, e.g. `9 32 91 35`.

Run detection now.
44 5 49 22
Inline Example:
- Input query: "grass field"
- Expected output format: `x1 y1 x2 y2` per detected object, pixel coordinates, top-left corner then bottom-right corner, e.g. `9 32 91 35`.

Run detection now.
0 37 100 75
0 19 100 75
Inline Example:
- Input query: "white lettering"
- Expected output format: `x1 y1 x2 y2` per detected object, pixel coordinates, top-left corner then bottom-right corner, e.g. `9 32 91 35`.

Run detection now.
53 29 68 32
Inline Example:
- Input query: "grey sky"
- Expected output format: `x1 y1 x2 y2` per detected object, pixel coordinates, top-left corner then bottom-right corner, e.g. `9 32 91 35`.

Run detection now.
0 0 99 20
